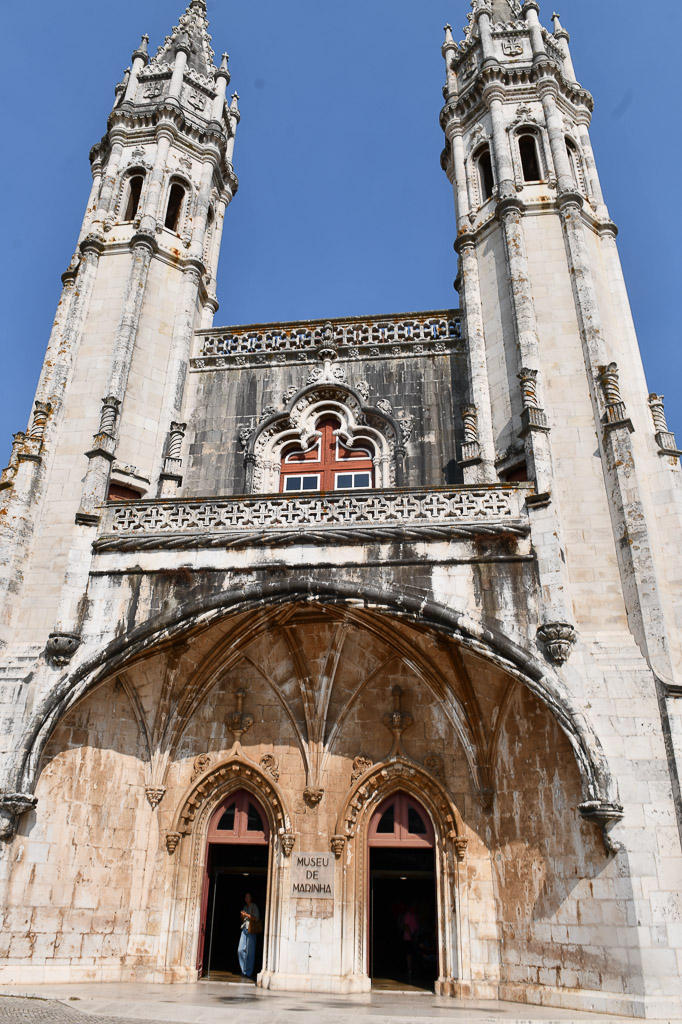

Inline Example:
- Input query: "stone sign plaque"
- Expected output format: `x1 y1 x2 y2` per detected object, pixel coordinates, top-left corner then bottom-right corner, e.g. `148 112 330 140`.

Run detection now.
290 852 334 898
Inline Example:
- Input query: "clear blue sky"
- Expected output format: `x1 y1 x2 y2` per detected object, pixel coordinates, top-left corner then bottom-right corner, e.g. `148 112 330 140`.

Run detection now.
1 1 680 466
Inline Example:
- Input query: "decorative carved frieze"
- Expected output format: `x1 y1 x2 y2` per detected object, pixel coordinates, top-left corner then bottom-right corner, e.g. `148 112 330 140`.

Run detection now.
195 311 461 368
45 632 81 667
98 485 529 550
537 622 576 664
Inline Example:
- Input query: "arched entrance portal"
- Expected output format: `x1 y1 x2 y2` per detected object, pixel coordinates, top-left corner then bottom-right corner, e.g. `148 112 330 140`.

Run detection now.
368 792 438 991
199 790 269 980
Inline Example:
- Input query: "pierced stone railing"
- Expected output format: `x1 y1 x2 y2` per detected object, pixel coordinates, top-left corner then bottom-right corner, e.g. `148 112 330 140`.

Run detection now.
95 485 531 552
193 310 462 368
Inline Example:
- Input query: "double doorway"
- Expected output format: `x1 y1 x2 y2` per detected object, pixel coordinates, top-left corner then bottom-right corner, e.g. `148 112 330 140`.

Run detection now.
199 790 269 979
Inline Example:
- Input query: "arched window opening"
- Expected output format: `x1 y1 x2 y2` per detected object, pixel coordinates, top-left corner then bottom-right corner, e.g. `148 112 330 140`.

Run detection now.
519 134 541 182
165 182 186 231
123 174 144 221
477 147 495 201
279 415 375 493
207 790 269 845
565 138 581 188
368 793 435 848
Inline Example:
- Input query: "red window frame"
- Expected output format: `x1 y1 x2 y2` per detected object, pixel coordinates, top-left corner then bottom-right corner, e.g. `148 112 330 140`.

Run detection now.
207 790 269 845
279 415 374 493
367 793 435 848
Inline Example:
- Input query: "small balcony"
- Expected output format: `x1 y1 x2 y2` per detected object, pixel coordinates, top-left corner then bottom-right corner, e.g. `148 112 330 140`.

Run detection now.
94 484 532 554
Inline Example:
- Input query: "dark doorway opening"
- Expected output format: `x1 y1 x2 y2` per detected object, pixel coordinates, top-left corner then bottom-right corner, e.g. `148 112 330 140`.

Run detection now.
370 847 437 991
198 790 270 981
368 793 438 992
202 843 268 979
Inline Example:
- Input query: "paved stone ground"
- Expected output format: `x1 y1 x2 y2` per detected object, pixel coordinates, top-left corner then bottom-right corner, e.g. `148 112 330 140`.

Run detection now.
0 997 168 1024
0 986 659 1024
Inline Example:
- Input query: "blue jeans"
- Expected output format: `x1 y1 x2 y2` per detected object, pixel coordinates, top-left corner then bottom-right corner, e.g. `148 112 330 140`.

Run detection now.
238 928 257 977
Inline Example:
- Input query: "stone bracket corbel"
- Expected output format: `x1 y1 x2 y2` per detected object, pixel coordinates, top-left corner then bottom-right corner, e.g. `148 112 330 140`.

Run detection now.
578 800 624 856
0 793 38 841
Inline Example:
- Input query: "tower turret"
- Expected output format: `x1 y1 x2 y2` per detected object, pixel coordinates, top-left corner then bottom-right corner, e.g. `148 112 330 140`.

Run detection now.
0 0 239 649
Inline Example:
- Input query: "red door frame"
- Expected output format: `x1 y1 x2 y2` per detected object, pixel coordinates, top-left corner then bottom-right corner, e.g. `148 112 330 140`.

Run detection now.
366 792 436 979
196 791 269 974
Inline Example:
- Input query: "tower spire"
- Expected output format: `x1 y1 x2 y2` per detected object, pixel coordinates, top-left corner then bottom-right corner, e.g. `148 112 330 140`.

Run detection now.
154 0 216 78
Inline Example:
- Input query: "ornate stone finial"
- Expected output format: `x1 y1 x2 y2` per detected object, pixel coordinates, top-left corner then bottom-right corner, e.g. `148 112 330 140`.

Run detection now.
191 753 213 781
648 394 681 457
29 401 52 440
382 686 413 757
280 832 295 856
551 12 568 39
454 836 468 862
166 831 182 854
226 689 254 741
537 622 576 664
230 92 240 109
460 405 481 463
45 631 81 667
260 753 280 782
317 322 338 363
598 362 630 428
517 368 549 433
0 793 38 841
303 787 324 806
330 834 346 858
351 755 373 784
145 786 166 809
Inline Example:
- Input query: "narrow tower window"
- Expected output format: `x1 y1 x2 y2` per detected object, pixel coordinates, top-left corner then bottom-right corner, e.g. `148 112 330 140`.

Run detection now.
565 138 581 188
519 134 541 182
165 183 186 232
477 148 495 202
123 175 144 222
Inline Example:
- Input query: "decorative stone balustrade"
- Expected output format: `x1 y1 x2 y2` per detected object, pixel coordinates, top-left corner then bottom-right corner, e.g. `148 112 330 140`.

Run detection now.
193 310 462 369
95 485 530 552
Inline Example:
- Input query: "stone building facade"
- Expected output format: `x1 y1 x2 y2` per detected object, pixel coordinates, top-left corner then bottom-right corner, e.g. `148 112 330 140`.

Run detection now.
0 0 681 1017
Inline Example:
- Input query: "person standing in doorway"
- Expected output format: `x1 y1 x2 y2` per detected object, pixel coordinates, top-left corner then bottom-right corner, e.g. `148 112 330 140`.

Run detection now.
238 892 260 979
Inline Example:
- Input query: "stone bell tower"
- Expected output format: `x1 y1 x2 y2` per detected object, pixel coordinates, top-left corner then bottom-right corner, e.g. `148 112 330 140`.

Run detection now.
440 0 682 692
0 0 239 655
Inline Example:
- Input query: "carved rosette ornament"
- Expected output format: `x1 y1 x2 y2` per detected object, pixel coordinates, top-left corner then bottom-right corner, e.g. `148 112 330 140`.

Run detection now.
145 786 166 809
330 834 346 858
260 753 280 782
537 622 576 664
45 632 81 667
423 754 444 779
280 832 295 857
303 787 324 806
0 793 38 841
166 831 182 854
351 755 373 784
191 753 213 782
